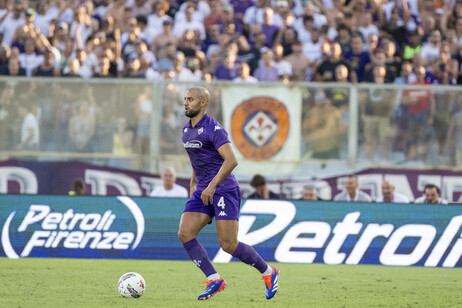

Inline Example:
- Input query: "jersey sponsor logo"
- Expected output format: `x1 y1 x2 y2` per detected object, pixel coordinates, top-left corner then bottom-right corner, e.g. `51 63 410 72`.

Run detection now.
183 140 203 148
230 97 290 160
218 211 227 217
198 127 204 135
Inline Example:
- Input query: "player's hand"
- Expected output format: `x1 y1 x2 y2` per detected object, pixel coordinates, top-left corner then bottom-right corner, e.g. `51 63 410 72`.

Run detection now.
201 185 215 205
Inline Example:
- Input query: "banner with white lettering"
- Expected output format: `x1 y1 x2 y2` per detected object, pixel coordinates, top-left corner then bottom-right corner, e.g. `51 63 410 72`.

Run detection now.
1 196 462 267
220 86 302 176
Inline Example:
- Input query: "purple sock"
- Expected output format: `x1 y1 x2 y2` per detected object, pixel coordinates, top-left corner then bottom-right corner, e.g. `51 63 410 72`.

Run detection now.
232 242 268 274
183 238 217 277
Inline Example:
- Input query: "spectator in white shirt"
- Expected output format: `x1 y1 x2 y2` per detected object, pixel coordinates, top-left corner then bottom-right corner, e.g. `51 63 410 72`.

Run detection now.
150 167 188 197
357 12 379 48
420 29 442 68
376 180 410 203
34 1 59 37
15 102 40 151
131 0 152 18
19 38 44 77
233 62 258 83
173 3 206 40
0 3 26 47
415 184 449 204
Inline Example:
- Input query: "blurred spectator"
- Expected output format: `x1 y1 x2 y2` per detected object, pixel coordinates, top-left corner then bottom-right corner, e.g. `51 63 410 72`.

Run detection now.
401 65 435 161
334 24 352 54
150 17 179 59
173 2 206 41
414 184 448 204
253 47 278 81
236 35 260 74
359 65 394 161
300 184 323 201
15 102 39 151
357 12 379 47
104 0 127 29
273 17 297 57
363 48 396 83
303 89 344 159
314 42 355 82
403 31 422 61
2 57 26 76
150 167 188 197
248 174 280 199
272 43 291 79
233 62 257 83
68 178 86 196
131 0 152 18
343 32 371 82
32 48 60 77
284 40 310 81
376 180 410 203
69 101 95 153
109 116 133 169
260 7 279 48
333 175 372 202
214 50 238 80
136 15 156 46
124 57 144 78
171 50 197 81
222 4 243 35
94 56 113 78
18 38 44 77
135 91 152 169
204 0 223 31
243 0 270 30
420 29 442 68
0 85 14 151
62 58 81 77
302 27 323 73
148 0 170 32
0 3 26 47
380 4 410 51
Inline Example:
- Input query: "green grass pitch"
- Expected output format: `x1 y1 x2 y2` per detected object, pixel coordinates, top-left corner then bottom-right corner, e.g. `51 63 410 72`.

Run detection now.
0 258 461 307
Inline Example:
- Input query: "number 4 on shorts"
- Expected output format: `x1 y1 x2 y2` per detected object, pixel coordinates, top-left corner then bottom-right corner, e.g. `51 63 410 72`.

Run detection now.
217 196 225 209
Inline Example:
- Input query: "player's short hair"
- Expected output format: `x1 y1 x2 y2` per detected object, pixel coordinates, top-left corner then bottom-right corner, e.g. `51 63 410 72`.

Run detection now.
424 184 441 195
250 174 266 187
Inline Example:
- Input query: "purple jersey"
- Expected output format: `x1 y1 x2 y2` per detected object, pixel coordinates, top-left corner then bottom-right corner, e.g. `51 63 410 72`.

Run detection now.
183 114 239 192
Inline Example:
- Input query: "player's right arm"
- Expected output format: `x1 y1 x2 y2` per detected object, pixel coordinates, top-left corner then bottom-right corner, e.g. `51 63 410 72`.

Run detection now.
189 169 197 198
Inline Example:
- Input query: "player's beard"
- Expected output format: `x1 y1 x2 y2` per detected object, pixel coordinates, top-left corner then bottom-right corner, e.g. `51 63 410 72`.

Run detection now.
185 108 200 118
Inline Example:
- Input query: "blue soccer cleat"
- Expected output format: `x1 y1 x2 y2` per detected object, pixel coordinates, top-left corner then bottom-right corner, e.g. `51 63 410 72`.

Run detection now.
261 266 279 300
198 278 227 300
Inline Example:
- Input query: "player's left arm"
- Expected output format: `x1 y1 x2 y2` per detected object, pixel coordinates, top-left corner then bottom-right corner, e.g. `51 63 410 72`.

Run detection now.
201 143 238 205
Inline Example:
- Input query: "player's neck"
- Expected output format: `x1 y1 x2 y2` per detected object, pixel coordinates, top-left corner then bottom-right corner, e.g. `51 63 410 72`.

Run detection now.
190 112 206 127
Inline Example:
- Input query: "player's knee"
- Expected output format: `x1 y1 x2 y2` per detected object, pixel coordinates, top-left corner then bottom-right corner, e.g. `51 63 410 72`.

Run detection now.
219 240 238 254
178 230 192 243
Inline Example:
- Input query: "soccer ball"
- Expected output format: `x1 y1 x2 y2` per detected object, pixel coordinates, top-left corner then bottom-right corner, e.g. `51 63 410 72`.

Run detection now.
118 272 146 298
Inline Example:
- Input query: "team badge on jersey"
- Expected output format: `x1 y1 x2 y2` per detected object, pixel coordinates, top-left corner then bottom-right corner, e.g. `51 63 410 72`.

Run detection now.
198 127 204 135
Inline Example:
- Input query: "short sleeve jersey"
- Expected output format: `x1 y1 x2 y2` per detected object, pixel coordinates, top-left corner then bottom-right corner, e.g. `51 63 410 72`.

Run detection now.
183 114 239 192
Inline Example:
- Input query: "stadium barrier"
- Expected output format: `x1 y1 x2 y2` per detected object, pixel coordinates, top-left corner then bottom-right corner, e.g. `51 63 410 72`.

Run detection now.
2 77 462 180
1 195 461 267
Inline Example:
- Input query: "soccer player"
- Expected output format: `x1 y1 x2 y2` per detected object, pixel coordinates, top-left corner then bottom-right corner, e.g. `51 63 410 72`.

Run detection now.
178 86 279 300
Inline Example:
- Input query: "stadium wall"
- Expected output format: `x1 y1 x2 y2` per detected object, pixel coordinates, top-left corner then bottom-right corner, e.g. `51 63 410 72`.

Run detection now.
1 195 462 267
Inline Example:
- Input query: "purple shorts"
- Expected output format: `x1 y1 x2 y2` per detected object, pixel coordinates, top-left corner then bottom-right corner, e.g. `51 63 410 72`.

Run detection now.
183 187 241 221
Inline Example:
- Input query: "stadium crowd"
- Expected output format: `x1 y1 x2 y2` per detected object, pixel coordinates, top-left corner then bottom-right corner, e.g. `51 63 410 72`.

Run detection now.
0 0 461 83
